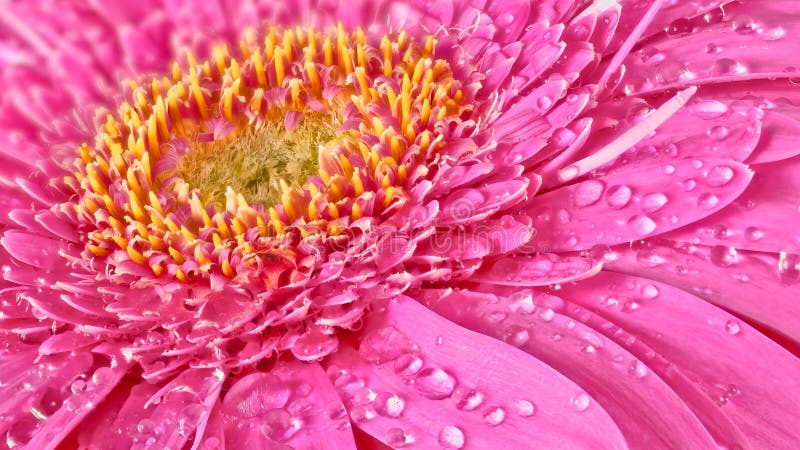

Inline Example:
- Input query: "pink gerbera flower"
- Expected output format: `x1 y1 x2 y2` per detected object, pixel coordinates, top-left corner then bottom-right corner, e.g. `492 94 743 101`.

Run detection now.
1 0 799 448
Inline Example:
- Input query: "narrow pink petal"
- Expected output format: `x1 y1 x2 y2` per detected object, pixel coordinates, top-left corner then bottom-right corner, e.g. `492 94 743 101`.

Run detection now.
472 253 602 286
529 158 752 252
421 288 720 449
326 296 628 449
557 271 800 449
607 241 800 343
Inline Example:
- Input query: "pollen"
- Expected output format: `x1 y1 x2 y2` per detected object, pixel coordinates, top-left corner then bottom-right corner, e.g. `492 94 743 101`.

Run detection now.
66 23 468 286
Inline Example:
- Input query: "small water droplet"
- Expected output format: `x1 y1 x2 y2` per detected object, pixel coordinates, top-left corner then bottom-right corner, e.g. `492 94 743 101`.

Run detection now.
375 393 405 418
627 215 656 236
711 58 747 76
744 226 763 241
778 252 800 284
386 428 408 447
394 354 423 377
537 96 553 110
606 185 632 209
260 409 300 442
707 125 729 140
641 284 660 299
698 193 719 210
692 100 728 119
666 18 692 36
438 425 465 449
661 164 676 175
571 392 591 411
415 368 456 399
628 360 648 379
710 246 738 267
454 389 484 411
513 399 536 417
725 319 742 335
732 15 755 34
759 25 786 41
705 43 721 54
483 407 505 426
707 165 734 187
573 180 605 207
642 193 668 213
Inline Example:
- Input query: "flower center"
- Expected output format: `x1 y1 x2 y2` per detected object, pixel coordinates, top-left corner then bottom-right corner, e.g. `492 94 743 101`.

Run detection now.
65 24 468 288
170 112 340 207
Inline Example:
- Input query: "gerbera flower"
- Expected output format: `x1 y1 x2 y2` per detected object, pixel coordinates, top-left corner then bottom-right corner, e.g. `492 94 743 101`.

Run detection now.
1 0 799 448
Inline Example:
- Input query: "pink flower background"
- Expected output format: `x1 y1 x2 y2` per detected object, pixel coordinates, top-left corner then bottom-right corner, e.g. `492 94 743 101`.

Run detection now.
0 0 799 449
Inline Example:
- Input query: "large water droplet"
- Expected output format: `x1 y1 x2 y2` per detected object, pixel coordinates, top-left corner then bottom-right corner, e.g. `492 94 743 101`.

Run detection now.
386 428 408 447
606 185 632 209
359 326 418 363
415 368 456 399
260 408 300 442
394 354 424 377
222 373 290 418
438 426 465 449
732 15 755 34
778 252 800 284
711 58 747 76
573 180 605 207
454 389 484 411
641 284 660 299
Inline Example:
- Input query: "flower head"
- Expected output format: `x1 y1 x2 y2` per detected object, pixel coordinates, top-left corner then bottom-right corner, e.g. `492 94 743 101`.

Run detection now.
1 0 799 449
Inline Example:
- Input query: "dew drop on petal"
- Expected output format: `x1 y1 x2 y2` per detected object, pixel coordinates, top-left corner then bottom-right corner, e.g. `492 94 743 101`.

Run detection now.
386 428 408 447
707 165 734 187
628 360 648 379
438 426 465 449
571 392 591 411
710 245 738 267
375 392 405 418
725 319 742 335
641 284 660 299
778 252 800 284
698 193 719 210
394 354 424 377
744 226 763 241
483 407 505 426
759 25 786 41
627 215 656 236
707 125 729 140
642 193 668 213
691 100 728 119
606 185 632 209
260 409 300 442
414 368 456 399
513 399 536 417
454 389 485 411
573 180 605 207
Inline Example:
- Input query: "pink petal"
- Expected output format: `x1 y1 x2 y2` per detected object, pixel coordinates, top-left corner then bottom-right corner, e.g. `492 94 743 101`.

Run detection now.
557 271 800 449
664 156 800 253
220 360 356 449
607 241 800 343
422 288 719 449
526 158 753 252
326 296 627 448
472 253 602 286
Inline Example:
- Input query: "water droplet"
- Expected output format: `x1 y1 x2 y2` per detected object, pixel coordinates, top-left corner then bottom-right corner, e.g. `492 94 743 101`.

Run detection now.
261 409 300 442
705 43 721 54
759 25 786 41
415 368 456 399
573 180 605 207
375 393 405 418
732 15 755 34
454 389 484 411
571 392 591 411
386 428 408 447
691 100 728 119
628 360 648 378
222 373 290 418
710 246 738 267
778 252 800 284
70 380 87 395
698 193 719 210
627 215 656 236
707 386 730 406
513 399 536 417
537 96 553 110
359 326 417 363
349 404 376 423
744 226 763 241
642 284 660 299
483 407 505 426
707 125 729 140
606 185 632 209
666 18 692 36
394 354 423 377
725 319 741 335
661 164 676 175
707 165 734 187
642 193 668 213
711 58 747 76
438 425 465 449
539 308 555 322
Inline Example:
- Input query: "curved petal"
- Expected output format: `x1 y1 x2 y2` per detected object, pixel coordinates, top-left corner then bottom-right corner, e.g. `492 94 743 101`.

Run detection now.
606 241 800 344
663 156 800 253
421 288 719 449
557 271 800 449
326 296 628 449
527 158 753 252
